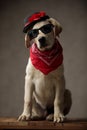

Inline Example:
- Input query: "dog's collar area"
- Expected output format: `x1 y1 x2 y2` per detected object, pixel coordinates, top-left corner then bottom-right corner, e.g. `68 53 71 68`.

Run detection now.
30 39 63 75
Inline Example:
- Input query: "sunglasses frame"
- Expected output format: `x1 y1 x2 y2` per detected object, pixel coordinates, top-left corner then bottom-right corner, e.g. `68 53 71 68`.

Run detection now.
27 24 54 40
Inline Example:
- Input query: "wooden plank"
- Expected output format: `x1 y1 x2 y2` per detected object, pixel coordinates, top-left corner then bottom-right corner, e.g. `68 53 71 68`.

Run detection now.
0 117 87 129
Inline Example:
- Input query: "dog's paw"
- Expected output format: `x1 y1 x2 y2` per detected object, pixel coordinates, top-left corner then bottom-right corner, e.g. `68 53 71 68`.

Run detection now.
46 114 54 121
54 113 64 123
18 114 31 121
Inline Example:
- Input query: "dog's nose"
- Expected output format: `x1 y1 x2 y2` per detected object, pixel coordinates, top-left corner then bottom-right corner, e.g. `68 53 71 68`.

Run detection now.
39 37 47 48
39 37 46 43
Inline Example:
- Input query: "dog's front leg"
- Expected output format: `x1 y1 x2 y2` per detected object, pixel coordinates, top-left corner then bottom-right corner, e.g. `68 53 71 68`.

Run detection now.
54 77 65 123
18 75 34 121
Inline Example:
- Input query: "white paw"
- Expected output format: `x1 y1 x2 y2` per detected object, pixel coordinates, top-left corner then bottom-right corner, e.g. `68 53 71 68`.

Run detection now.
54 113 64 123
46 114 54 121
18 114 31 121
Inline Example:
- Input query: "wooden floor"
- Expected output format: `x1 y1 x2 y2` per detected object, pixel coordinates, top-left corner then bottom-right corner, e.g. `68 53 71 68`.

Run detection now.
0 117 87 130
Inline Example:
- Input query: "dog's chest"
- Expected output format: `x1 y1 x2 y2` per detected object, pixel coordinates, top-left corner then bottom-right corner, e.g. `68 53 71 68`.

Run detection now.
34 73 55 96
33 74 55 107
27 58 63 107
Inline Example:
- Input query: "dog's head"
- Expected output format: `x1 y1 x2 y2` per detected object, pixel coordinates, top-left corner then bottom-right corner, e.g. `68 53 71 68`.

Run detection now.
23 12 62 51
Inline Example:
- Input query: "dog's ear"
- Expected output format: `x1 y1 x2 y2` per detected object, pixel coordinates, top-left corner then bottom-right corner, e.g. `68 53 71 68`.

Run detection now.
48 18 62 37
25 34 30 48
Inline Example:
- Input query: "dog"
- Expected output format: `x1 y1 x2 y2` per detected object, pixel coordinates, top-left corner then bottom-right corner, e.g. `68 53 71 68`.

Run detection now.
18 12 72 122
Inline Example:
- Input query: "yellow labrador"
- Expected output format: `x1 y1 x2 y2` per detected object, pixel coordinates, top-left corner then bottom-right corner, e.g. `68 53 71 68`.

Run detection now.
18 16 72 122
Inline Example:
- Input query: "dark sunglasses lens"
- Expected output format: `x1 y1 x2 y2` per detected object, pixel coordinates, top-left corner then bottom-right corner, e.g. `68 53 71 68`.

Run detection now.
41 24 53 34
28 29 38 39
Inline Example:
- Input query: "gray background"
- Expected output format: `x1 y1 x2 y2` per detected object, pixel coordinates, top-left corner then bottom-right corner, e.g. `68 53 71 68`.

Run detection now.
0 0 87 118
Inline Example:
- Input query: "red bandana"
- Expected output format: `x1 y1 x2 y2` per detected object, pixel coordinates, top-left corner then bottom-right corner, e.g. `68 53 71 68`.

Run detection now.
30 39 63 75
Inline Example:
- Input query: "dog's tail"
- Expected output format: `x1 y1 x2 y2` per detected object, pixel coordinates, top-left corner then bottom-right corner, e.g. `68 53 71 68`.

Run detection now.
63 89 72 116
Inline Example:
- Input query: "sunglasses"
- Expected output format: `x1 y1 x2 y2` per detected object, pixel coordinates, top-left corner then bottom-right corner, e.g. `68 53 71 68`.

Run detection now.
27 24 54 40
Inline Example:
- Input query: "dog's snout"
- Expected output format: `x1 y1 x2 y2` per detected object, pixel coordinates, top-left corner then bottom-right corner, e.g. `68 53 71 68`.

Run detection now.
39 37 46 43
39 37 47 48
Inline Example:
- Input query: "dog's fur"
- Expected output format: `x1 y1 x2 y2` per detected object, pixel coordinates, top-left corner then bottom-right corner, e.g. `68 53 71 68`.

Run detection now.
18 18 72 122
